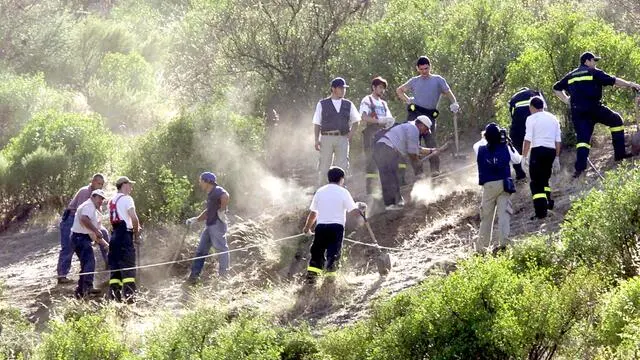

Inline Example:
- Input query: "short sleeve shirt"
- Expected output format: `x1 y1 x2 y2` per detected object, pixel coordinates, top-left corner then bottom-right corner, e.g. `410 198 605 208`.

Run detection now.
312 99 361 126
524 111 562 149
403 75 451 109
70 199 101 234
309 184 357 226
111 194 136 229
67 185 92 212
378 122 420 156
359 96 392 119
206 186 229 226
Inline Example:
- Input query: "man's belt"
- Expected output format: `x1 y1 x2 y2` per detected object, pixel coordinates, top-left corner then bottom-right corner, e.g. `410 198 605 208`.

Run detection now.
321 130 346 136
408 103 439 120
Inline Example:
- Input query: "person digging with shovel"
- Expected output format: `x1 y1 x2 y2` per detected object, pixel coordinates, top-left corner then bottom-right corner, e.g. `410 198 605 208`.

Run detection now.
302 166 367 285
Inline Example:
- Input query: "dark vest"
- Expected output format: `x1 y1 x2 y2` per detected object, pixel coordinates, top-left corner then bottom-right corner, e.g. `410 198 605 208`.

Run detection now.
477 144 511 185
320 98 351 134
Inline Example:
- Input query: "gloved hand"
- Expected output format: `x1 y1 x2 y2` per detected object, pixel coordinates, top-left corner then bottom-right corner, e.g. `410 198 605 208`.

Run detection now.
356 202 367 212
450 102 460 113
185 217 198 226
382 116 396 129
407 96 415 104
552 157 561 174
217 209 228 224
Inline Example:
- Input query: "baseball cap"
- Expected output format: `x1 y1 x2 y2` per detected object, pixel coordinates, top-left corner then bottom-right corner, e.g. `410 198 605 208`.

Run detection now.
115 176 135 186
91 189 106 199
580 51 601 63
200 172 217 184
415 115 432 129
484 123 501 143
330 77 349 88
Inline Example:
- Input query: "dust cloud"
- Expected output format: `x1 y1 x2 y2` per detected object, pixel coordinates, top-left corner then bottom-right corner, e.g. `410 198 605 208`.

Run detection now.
410 163 479 206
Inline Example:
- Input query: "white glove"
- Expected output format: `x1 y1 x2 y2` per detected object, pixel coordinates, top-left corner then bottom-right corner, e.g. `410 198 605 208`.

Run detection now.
449 102 460 113
217 209 228 224
185 217 198 226
408 96 415 104
552 157 561 174
378 116 395 129
356 202 367 212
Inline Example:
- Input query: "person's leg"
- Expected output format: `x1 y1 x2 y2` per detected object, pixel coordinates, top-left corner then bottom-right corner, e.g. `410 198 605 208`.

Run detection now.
510 134 526 179
530 147 548 218
318 135 335 186
121 233 137 302
595 105 628 160
543 149 555 209
324 224 345 278
572 110 595 174
496 193 513 247
363 126 378 195
374 144 399 206
108 232 122 301
190 227 213 279
424 118 440 174
75 235 96 297
307 224 327 283
335 135 350 175
477 181 500 252
209 222 230 276
56 214 75 279
98 228 109 264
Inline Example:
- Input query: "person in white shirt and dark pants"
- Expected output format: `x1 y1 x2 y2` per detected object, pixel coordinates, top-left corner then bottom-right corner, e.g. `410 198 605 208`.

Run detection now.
302 167 366 285
521 96 562 219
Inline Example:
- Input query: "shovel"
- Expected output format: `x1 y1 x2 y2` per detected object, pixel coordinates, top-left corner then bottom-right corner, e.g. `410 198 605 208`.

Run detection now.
360 211 391 276
166 224 191 277
452 112 468 160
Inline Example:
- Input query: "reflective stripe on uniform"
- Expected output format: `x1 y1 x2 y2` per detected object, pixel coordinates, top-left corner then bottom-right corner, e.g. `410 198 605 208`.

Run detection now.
325 271 337 277
609 126 625 132
544 187 551 192
122 277 135 284
515 100 530 107
576 142 591 149
366 173 378 179
398 163 407 169
109 279 122 286
532 193 547 200
307 266 323 274
568 75 594 84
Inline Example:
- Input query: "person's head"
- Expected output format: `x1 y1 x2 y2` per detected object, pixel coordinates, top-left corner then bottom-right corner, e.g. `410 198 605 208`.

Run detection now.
529 96 545 114
327 166 346 185
330 77 349 98
199 172 217 192
484 123 502 145
416 56 431 77
115 176 135 195
415 115 432 135
90 173 105 190
580 51 600 69
90 189 106 208
370 76 388 97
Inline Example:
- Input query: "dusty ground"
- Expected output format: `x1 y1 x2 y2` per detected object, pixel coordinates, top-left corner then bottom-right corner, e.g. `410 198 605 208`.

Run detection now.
0 135 625 334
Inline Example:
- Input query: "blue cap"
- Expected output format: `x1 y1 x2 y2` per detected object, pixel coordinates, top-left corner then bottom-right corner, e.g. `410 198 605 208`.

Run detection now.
200 172 217 184
330 77 349 88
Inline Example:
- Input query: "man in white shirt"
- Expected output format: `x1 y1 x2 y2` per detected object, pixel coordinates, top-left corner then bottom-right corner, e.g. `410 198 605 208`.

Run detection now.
521 96 562 219
107 176 141 303
312 77 361 185
360 76 395 196
302 167 366 284
70 189 108 298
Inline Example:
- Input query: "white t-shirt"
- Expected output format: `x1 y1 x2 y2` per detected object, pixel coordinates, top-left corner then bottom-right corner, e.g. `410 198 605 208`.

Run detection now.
111 194 136 229
309 184 357 226
359 95 392 119
524 111 561 150
312 98 361 126
71 199 101 234
473 138 523 164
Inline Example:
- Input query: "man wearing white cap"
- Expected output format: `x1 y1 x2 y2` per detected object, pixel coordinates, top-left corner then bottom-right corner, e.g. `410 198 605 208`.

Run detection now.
373 116 441 211
70 189 108 298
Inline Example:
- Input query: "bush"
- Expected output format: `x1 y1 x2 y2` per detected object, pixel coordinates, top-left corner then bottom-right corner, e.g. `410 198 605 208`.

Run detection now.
0 305 36 359
1 111 114 207
561 164 640 280
597 277 640 347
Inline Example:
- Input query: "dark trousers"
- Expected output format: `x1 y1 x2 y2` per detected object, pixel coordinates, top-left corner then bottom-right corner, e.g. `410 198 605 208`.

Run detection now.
373 142 401 206
363 124 382 194
509 130 527 179
71 233 95 297
572 105 625 172
529 147 556 218
108 224 136 302
306 223 344 280
408 106 440 173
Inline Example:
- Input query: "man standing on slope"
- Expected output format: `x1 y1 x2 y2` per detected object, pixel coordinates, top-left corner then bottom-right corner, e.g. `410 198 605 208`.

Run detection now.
107 176 141 303
521 97 562 220
360 76 395 197
57 173 109 284
553 51 640 178
396 56 459 177
302 166 366 284
508 87 546 180
313 77 361 185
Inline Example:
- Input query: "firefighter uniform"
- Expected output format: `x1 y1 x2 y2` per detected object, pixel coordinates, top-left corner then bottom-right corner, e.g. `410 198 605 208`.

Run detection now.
509 88 543 180
107 192 137 302
553 64 628 175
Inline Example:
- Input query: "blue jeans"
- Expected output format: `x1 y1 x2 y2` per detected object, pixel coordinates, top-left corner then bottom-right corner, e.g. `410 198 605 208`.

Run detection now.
190 221 229 278
72 233 95 296
56 213 75 277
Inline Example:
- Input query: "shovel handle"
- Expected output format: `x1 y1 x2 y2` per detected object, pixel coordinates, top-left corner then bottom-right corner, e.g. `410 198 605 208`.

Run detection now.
453 112 460 153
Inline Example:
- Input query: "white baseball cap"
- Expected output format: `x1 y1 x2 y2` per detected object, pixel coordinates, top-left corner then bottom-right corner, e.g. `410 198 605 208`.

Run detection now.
415 115 432 128
91 189 106 199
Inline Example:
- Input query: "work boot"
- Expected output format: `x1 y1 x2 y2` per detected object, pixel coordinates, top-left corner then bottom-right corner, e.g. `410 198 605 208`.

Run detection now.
89 288 102 295
572 170 584 179
615 153 634 161
431 170 441 178
385 204 403 211
397 197 405 207
184 276 199 286
547 199 555 210
57 277 73 285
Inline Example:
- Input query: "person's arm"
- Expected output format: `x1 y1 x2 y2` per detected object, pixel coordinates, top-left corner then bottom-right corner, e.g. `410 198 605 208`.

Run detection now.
444 89 458 105
80 215 103 239
347 101 361 141
67 188 85 210
348 122 358 141
396 79 413 104
522 140 531 159
614 78 640 90
219 193 229 211
127 206 141 233
360 98 377 124
312 102 322 150
555 120 562 157
314 124 321 151
302 211 317 234
508 145 522 164
553 78 570 105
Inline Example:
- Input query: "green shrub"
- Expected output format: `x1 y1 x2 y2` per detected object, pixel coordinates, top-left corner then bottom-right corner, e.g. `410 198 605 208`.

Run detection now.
562 164 640 280
597 277 640 347
0 305 36 360
36 310 132 360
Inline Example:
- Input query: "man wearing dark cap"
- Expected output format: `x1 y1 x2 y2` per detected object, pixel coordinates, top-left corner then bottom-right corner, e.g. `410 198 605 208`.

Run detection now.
521 97 562 219
507 87 546 180
396 56 459 177
70 189 108 298
107 176 141 302
302 166 366 284
312 77 361 185
553 51 640 178
56 173 109 284
185 172 230 284
474 123 522 253
373 116 441 211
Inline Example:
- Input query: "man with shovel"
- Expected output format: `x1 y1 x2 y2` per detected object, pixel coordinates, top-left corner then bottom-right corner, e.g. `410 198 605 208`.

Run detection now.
302 166 366 285
396 56 460 177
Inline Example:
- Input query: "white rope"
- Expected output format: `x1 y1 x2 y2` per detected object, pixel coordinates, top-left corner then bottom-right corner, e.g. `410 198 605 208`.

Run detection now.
343 237 402 251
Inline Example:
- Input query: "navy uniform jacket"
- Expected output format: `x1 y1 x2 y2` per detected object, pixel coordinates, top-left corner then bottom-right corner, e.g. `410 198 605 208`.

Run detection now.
553 65 616 109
